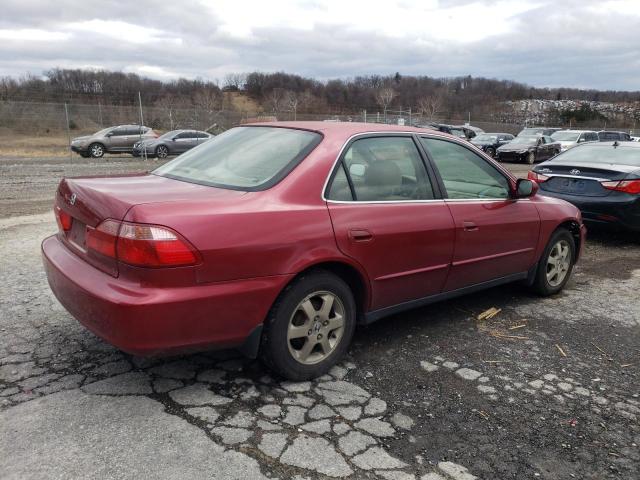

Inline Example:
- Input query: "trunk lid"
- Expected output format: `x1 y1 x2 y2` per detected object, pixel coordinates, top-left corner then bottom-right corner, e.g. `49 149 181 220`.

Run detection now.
536 162 640 197
55 174 246 275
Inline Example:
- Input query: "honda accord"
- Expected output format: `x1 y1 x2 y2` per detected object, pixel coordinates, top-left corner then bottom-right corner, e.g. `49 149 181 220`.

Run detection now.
43 122 585 380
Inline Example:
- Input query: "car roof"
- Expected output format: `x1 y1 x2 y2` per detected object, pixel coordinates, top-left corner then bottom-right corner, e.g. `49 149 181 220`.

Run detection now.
242 121 441 140
478 132 512 136
554 129 597 133
583 141 640 148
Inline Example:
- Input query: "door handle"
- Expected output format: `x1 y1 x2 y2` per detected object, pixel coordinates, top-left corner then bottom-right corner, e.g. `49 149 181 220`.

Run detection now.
348 229 373 242
463 221 478 232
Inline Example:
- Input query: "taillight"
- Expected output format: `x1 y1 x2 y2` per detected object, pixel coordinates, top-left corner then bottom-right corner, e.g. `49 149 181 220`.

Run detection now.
54 205 72 231
86 220 199 268
601 179 640 195
527 171 549 183
86 220 120 258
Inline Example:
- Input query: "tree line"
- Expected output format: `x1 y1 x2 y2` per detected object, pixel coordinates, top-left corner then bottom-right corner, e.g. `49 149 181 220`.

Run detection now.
1 68 639 121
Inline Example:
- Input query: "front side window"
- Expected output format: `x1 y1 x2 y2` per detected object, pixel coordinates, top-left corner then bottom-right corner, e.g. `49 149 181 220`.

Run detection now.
154 126 321 190
420 137 510 199
327 136 434 202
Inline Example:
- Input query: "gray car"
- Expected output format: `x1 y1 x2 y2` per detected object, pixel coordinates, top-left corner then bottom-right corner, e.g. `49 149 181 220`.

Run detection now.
132 130 213 158
71 125 157 158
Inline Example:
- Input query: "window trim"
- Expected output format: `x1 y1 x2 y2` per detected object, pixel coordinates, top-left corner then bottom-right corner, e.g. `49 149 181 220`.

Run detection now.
417 135 516 201
323 132 445 204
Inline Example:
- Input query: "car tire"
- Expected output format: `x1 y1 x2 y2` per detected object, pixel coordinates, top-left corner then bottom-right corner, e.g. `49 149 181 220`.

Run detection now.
485 147 495 157
526 151 536 164
260 270 356 381
532 228 575 296
89 143 105 158
156 145 169 159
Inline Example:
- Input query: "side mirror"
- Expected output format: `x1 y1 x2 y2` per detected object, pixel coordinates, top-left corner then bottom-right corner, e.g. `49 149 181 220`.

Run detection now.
513 178 538 198
105 132 113 137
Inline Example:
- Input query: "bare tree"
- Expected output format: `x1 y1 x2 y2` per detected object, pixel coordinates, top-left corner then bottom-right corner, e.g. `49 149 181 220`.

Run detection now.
267 88 284 116
283 90 299 120
375 87 396 121
417 89 447 122
223 73 246 91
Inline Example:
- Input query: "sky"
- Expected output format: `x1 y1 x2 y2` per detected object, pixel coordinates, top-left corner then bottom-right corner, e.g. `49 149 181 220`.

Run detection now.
1 0 639 90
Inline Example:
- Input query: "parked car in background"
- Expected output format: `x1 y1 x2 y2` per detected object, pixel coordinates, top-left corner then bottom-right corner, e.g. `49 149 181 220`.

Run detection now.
598 131 632 142
471 133 515 157
132 130 213 158
497 135 560 164
517 127 561 137
71 125 157 158
428 123 484 140
551 130 599 152
529 142 640 231
43 122 584 380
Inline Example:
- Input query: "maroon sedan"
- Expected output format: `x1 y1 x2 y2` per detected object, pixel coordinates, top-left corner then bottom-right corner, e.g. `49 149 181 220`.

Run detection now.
43 122 586 380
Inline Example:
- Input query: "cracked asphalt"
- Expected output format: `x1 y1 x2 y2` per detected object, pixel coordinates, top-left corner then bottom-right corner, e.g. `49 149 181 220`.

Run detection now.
1 156 639 480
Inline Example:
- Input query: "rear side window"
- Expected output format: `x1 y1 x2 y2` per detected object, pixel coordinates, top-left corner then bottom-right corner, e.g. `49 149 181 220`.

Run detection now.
154 126 321 190
327 136 434 201
420 137 510 199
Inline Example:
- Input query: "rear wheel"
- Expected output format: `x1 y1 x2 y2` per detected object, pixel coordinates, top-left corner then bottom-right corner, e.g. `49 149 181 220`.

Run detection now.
260 271 356 380
89 143 104 158
156 145 169 158
526 151 536 164
485 147 495 157
532 228 575 296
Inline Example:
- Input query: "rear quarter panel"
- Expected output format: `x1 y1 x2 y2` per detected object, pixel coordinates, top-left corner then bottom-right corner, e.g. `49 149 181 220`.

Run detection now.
531 194 584 260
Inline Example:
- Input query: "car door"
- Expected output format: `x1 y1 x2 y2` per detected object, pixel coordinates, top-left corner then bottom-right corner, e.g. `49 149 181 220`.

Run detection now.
107 127 129 151
325 134 455 311
174 132 194 153
419 136 540 292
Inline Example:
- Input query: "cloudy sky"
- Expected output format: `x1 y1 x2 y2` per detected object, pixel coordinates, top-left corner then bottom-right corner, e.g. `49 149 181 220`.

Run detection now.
1 0 639 90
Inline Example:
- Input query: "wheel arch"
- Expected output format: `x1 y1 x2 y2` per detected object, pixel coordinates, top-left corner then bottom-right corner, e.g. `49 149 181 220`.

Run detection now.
556 219 582 260
290 260 371 323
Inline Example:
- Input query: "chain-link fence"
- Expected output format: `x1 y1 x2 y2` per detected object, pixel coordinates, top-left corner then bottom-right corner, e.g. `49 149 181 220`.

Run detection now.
1 100 638 158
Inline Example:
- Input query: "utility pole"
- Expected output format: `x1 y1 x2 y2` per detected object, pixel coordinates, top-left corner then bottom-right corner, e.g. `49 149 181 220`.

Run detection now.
64 102 72 161
138 91 147 161
98 101 103 127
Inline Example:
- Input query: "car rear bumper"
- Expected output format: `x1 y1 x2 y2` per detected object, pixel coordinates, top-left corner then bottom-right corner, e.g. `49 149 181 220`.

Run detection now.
42 234 293 356
538 190 640 231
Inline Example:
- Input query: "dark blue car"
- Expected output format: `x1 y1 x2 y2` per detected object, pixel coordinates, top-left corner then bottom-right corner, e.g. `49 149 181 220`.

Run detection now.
529 142 640 231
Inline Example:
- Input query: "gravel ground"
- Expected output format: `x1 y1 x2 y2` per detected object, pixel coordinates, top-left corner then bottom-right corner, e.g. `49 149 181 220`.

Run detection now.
0 156 638 480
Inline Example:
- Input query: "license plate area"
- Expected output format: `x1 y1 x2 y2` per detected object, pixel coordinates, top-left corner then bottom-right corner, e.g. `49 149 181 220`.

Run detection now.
67 219 87 251
559 178 586 193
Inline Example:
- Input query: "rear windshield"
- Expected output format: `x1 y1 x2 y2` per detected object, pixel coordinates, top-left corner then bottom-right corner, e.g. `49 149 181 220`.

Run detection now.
153 126 322 190
553 145 640 166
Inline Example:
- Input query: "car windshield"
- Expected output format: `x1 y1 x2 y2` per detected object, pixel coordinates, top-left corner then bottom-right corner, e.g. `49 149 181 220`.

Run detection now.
153 126 322 190
159 130 182 139
94 127 113 136
510 136 538 146
551 132 581 141
450 128 466 138
552 145 640 166
473 134 498 142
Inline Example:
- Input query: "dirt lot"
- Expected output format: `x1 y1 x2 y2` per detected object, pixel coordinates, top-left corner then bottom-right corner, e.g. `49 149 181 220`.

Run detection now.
0 155 638 480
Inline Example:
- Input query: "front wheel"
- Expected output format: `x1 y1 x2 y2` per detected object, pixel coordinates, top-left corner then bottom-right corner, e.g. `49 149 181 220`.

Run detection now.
532 229 575 296
485 147 495 157
526 151 536 164
156 145 169 158
260 271 356 380
89 143 104 158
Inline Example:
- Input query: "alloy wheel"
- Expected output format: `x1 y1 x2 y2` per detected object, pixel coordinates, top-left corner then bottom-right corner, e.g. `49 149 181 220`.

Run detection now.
90 144 104 157
287 291 345 365
546 239 571 287
157 146 169 158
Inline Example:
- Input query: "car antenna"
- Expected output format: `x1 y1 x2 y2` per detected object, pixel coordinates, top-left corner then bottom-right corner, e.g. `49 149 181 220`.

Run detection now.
613 141 619 148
